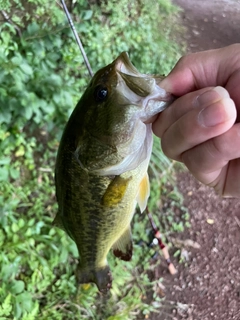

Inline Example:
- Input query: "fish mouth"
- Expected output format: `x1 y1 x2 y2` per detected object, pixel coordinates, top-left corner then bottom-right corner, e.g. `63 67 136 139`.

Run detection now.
115 52 141 77
114 52 155 98
113 52 174 122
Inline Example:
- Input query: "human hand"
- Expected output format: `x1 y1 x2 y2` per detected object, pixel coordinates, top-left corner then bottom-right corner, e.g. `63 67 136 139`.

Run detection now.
152 44 240 197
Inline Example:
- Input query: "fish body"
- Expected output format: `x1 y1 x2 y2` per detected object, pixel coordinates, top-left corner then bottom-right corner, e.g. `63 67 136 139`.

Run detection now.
54 52 173 293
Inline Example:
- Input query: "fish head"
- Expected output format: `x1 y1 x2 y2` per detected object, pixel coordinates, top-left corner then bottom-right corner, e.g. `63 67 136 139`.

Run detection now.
80 52 173 142
72 52 174 174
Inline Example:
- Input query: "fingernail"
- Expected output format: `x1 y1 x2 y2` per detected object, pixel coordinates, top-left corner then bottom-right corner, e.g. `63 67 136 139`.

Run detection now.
198 104 224 127
195 86 230 108
158 78 172 92
198 97 235 127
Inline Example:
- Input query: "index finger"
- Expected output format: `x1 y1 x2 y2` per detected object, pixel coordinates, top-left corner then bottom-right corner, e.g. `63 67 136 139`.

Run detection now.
160 44 240 107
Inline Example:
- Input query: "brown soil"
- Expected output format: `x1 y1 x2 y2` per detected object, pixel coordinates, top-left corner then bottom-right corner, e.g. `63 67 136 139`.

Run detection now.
157 173 240 320
174 0 240 53
150 1 240 319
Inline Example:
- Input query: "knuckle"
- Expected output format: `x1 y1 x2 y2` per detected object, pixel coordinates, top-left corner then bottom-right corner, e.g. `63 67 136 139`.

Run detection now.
210 136 225 159
161 137 176 160
176 53 194 69
160 137 171 158
177 119 196 145
176 55 189 67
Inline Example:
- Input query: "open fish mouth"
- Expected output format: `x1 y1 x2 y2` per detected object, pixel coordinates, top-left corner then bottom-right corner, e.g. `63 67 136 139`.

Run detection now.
115 52 156 100
114 52 174 122
115 52 141 77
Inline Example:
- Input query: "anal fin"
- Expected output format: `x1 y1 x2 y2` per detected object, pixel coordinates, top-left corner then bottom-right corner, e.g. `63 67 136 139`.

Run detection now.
136 172 150 213
112 227 133 261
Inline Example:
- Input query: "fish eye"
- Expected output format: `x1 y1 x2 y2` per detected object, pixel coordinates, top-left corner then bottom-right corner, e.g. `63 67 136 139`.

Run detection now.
94 86 108 102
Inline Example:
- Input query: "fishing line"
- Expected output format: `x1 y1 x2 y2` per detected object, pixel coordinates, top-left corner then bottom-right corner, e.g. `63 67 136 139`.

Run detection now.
60 0 94 78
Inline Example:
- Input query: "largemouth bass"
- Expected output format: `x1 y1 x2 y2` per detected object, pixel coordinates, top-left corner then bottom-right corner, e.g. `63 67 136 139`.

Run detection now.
54 52 173 293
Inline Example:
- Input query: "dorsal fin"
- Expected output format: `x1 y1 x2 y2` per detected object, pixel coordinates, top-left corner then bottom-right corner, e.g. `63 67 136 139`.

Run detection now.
136 172 150 213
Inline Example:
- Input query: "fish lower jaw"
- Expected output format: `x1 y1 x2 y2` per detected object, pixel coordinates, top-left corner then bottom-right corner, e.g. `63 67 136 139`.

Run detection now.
143 99 170 120
141 86 175 122
77 263 112 294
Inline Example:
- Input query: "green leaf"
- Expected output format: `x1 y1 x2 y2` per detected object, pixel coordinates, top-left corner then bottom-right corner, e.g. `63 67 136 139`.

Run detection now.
0 168 9 182
0 1 11 11
19 64 33 76
82 10 93 20
9 167 20 180
46 74 62 87
0 158 11 165
26 22 40 35
16 292 32 312
0 294 12 317
9 280 25 294
11 222 19 233
13 302 21 319
22 106 33 120
11 56 22 66
15 145 25 157
1 264 13 281
0 108 12 124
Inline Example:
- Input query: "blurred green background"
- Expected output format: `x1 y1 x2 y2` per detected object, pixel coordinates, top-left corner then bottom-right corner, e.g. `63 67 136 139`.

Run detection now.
0 1 188 319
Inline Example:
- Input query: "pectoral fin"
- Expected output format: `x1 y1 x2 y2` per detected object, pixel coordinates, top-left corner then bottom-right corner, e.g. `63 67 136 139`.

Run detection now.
102 175 131 207
112 227 133 261
136 172 150 213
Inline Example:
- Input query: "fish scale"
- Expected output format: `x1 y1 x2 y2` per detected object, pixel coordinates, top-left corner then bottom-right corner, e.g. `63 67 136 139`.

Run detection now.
54 52 174 292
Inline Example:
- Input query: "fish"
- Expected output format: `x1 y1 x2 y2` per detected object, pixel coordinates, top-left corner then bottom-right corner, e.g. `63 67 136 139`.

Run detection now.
54 52 174 293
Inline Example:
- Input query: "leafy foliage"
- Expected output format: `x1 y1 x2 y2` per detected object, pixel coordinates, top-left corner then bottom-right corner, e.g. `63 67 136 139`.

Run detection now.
0 0 187 319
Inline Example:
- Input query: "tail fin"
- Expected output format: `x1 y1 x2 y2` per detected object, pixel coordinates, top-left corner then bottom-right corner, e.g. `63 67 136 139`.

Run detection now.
76 264 112 294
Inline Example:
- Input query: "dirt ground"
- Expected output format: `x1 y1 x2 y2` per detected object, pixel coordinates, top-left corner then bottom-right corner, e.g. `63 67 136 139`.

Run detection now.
173 0 240 53
151 1 240 319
